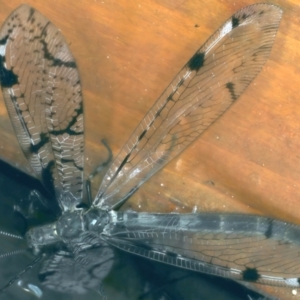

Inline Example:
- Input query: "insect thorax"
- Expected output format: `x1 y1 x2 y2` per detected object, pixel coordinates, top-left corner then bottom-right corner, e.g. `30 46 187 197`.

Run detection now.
26 208 110 254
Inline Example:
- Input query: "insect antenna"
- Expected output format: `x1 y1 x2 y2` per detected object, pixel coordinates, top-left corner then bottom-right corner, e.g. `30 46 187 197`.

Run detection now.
88 139 113 180
0 229 43 294
0 254 43 294
0 230 23 240
0 249 27 259
0 230 26 259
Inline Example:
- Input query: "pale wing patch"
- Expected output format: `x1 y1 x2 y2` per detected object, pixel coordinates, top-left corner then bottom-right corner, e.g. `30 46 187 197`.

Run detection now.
0 5 84 211
94 4 282 210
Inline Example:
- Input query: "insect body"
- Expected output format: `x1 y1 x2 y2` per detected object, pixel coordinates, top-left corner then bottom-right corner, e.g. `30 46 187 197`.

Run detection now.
0 3 295 299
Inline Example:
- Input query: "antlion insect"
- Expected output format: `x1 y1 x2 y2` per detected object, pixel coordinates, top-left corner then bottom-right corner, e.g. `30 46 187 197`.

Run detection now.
0 3 296 299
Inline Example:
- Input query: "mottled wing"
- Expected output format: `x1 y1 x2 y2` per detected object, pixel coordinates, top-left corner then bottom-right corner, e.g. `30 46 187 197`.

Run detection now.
104 211 300 287
94 4 282 210
0 5 84 211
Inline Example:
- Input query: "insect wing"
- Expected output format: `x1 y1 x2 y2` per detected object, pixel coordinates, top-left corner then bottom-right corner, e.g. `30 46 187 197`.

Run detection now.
0 5 84 211
94 4 282 210
103 212 300 288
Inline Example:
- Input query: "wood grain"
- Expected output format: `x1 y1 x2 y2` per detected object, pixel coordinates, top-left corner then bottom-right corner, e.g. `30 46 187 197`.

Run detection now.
0 0 299 299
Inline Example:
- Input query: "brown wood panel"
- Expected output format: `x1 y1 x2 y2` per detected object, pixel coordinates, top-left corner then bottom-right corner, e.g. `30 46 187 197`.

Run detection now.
0 1 299 298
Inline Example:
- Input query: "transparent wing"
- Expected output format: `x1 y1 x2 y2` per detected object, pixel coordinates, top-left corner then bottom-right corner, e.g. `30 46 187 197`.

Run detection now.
94 4 282 210
103 211 300 287
0 5 84 211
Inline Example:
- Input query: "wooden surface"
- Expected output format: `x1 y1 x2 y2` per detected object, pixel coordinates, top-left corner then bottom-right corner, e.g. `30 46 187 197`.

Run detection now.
0 0 299 299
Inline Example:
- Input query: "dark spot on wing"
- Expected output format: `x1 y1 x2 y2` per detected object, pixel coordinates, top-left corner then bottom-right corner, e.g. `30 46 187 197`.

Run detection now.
166 251 178 258
188 52 205 72
51 101 83 136
138 129 147 141
242 267 260 282
265 219 273 238
27 7 35 22
30 133 50 154
61 158 84 171
39 24 76 68
117 153 130 174
178 78 184 87
232 16 240 28
41 37 77 68
226 82 237 101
